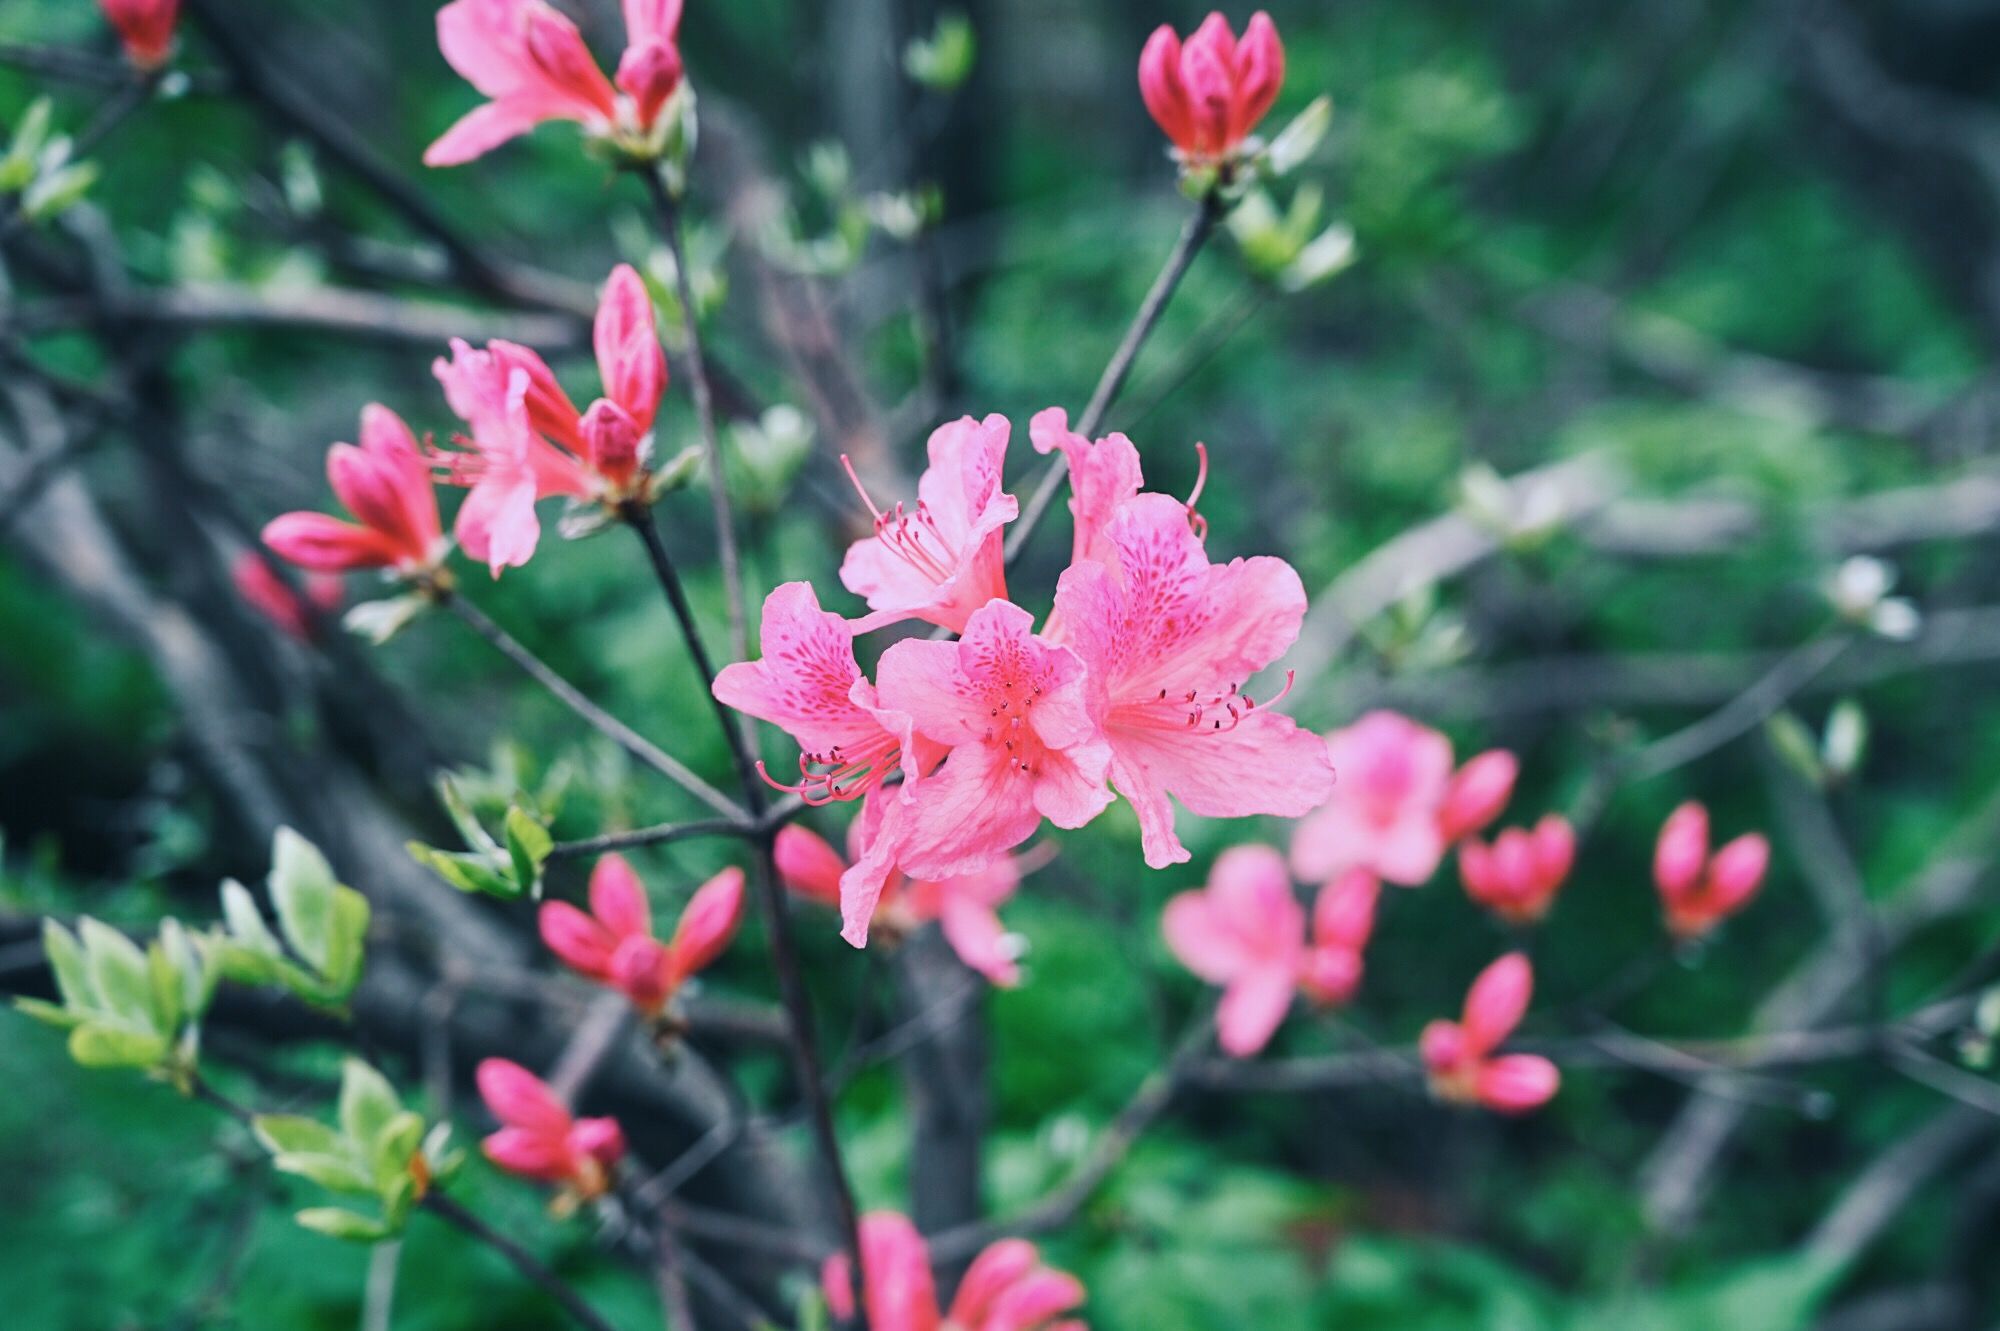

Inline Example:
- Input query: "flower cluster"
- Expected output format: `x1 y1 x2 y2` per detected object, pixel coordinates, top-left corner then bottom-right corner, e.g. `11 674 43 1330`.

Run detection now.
714 409 1335 949
426 0 687 166
539 854 743 1017
262 265 670 585
824 1211 1088 1331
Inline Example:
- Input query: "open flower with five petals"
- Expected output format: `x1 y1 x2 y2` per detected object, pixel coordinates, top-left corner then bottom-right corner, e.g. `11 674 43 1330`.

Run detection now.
840 414 1017 634
1050 493 1333 869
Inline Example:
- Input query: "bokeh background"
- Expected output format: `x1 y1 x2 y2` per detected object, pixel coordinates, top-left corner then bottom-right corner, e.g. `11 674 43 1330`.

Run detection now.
5 0 2000 1327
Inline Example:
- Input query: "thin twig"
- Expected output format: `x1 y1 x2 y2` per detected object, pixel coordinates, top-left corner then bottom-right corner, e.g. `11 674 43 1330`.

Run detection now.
640 169 750 663
445 593 746 823
423 1193 625 1331
547 818 751 862
929 1009 1216 1262
1006 195 1221 566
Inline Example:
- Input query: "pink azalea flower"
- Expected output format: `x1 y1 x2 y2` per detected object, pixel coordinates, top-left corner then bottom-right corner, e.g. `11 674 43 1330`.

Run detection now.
232 552 343 643
263 406 447 576
1653 801 1770 941
538 855 743 1015
713 581 938 806
839 414 1017 634
1289 711 1516 888
426 0 686 167
774 821 1028 986
1420 953 1559 1114
433 265 668 574
1050 493 1333 869
99 0 178 69
1161 846 1377 1057
1458 814 1576 926
1138 11 1285 165
823 1211 1087 1331
476 1058 625 1198
857 599 1113 944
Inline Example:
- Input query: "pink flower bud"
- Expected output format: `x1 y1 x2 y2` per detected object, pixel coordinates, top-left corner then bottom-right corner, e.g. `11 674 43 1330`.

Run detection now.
567 1115 626 1169
665 866 746 982
1653 802 1710 902
1462 952 1532 1056
775 825 848 906
477 1059 570 1138
581 400 644 492
609 934 675 1012
1439 749 1518 843
1706 832 1770 916
539 901 616 977
1475 1054 1560 1114
617 39 684 132
589 854 652 939
99 0 179 70
1419 1019 1467 1077
594 264 668 434
232 553 341 642
1136 11 1287 163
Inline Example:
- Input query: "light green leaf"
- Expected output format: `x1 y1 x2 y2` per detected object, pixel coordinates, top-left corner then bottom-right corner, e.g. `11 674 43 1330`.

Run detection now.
294 1207 391 1243
219 879 283 956
78 917 157 1029
408 842 520 899
41 919 90 1009
503 806 553 897
68 1021 168 1068
318 885 371 999
268 828 339 972
253 1113 347 1158
1265 95 1332 176
273 1152 376 1196
338 1059 402 1151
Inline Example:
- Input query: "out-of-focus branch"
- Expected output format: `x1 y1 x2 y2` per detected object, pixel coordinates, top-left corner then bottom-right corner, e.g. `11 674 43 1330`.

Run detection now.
445 593 748 824
8 282 586 348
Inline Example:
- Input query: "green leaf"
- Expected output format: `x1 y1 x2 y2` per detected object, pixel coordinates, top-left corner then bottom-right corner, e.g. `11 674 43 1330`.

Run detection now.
219 879 283 956
40 919 90 1010
78 917 157 1030
268 828 339 972
338 1059 402 1151
408 842 521 899
503 806 553 897
273 1152 376 1196
14 996 84 1028
369 1111 427 1193
253 1113 347 1158
1265 95 1332 176
317 885 371 1000
903 10 976 91
342 593 429 646
68 1021 168 1068
294 1207 391 1243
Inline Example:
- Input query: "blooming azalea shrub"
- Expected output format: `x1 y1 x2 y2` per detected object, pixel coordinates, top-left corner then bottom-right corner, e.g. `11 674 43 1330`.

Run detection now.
7 1 1990 1329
